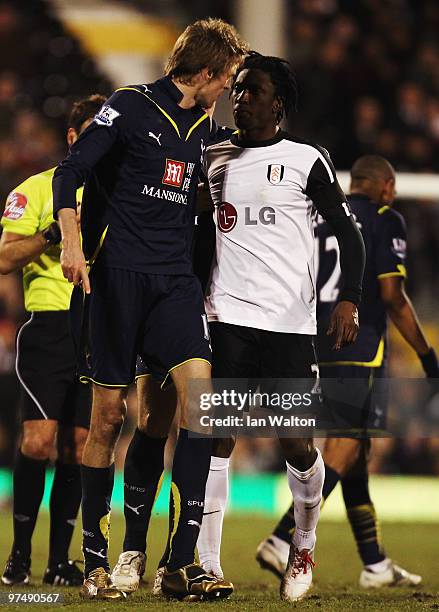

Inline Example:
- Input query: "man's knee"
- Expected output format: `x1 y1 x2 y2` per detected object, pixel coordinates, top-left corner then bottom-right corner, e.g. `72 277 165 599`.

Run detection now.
58 426 89 464
89 388 127 444
323 437 363 477
137 376 176 437
212 436 235 458
21 421 56 460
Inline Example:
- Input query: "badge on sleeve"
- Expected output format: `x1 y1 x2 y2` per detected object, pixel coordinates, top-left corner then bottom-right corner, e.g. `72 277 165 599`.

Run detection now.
3 192 28 220
94 105 121 126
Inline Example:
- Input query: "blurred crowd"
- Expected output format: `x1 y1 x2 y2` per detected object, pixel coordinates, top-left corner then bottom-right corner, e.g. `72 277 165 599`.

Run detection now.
287 0 439 172
0 0 438 474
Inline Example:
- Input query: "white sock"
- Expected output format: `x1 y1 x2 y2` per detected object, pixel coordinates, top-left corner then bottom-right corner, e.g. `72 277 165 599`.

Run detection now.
197 456 230 575
365 558 391 573
286 448 324 551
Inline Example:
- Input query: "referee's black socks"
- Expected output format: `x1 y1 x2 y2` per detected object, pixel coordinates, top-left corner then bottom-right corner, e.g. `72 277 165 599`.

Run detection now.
12 450 47 560
48 461 82 567
123 428 166 553
81 464 114 576
165 428 212 572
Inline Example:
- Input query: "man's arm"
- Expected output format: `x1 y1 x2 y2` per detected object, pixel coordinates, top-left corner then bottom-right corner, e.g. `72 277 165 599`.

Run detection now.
58 209 90 293
0 224 61 275
305 151 365 349
380 276 438 376
53 92 129 291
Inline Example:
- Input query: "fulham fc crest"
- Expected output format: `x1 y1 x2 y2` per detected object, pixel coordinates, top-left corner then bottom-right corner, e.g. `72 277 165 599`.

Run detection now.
267 164 284 184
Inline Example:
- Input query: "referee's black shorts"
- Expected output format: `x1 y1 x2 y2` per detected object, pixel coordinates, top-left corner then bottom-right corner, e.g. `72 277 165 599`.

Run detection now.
84 266 211 388
16 311 91 428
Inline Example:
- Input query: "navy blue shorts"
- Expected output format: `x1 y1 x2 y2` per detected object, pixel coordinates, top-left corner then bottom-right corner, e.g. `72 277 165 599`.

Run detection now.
320 363 388 437
83 266 211 387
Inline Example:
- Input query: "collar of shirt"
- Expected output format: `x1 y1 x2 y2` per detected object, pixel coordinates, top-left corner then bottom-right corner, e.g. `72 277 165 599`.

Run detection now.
231 129 286 148
156 76 205 118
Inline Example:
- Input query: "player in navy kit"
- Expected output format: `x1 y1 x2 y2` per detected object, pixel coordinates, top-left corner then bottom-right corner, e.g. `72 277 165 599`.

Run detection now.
53 18 248 601
258 155 439 588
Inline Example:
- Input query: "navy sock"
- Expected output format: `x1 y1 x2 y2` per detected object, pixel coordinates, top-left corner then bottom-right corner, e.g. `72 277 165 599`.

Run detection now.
165 429 212 572
342 472 386 566
81 464 114 576
12 451 47 559
273 464 340 543
49 461 82 566
123 429 166 553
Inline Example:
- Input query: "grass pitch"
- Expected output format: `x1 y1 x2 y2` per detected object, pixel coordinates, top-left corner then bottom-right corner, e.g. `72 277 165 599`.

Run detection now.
0 512 437 611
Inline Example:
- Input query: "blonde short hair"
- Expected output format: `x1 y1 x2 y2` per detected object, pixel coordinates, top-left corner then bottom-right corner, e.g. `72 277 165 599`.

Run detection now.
165 18 249 83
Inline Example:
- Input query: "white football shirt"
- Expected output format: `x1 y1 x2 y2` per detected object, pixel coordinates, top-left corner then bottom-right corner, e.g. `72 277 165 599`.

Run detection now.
203 130 349 334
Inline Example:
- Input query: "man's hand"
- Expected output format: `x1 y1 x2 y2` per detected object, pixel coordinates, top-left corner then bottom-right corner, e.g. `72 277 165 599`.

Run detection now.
327 301 359 350
58 208 90 294
60 243 90 293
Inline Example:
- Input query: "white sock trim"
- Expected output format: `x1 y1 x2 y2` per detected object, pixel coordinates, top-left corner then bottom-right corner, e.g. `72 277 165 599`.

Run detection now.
210 456 230 470
286 447 322 481
365 558 391 573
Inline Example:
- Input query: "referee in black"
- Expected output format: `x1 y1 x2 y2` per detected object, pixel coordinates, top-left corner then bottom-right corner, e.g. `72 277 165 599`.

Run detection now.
53 18 248 601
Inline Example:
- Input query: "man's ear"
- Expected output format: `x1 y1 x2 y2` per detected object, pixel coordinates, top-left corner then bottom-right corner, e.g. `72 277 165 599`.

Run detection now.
194 67 212 86
66 128 78 147
272 97 282 115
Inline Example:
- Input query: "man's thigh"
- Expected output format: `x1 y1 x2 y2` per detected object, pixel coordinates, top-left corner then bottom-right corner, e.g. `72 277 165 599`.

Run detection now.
210 322 261 379
86 266 146 387
140 274 211 388
16 311 77 422
320 363 388 437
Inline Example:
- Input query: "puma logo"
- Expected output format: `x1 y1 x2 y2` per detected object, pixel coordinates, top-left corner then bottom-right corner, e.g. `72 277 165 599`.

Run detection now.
187 519 201 528
85 547 106 559
124 502 145 516
148 131 162 146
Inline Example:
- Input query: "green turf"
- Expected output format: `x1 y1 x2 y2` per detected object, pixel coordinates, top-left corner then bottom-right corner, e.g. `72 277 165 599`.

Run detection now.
0 512 437 611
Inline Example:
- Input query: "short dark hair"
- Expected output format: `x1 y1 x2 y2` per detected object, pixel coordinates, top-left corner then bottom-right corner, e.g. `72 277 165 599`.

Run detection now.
351 155 395 186
68 94 107 133
232 52 298 123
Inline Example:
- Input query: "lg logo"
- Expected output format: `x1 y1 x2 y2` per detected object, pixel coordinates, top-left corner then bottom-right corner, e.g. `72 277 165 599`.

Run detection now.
217 202 276 233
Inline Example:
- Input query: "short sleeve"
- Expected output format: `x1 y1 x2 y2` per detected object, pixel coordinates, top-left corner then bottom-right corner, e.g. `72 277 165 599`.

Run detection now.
1 176 44 236
375 209 408 279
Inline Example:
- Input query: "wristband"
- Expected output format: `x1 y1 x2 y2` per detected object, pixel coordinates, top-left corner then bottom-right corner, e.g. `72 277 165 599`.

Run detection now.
418 348 439 379
42 222 62 246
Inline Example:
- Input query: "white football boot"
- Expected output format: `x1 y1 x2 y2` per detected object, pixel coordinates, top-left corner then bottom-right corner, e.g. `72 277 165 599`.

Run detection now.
256 536 289 579
152 566 164 596
111 551 145 593
280 546 315 602
360 560 421 588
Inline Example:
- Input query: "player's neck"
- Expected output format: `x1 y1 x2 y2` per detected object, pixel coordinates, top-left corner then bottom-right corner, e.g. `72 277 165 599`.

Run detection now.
172 79 198 109
238 125 279 143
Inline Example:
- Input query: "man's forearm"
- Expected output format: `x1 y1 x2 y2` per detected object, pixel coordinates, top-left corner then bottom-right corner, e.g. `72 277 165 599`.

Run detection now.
387 295 430 355
58 208 81 249
0 233 47 274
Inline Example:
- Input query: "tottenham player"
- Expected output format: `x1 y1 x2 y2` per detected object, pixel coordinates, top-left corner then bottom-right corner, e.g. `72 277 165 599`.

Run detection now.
53 19 248 601
195 53 365 602
0 96 104 587
257 155 438 588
